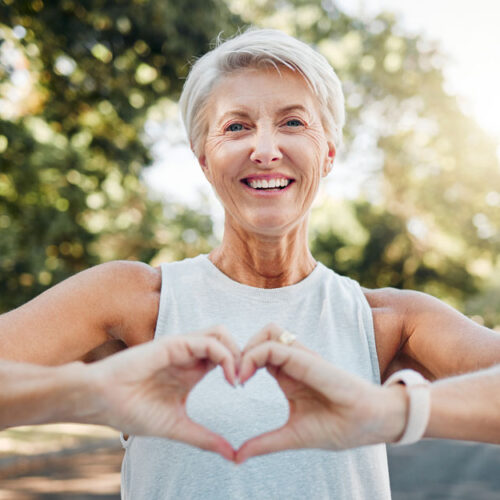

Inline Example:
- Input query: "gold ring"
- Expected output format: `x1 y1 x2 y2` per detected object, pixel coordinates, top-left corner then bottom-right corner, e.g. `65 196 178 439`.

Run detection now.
278 330 296 346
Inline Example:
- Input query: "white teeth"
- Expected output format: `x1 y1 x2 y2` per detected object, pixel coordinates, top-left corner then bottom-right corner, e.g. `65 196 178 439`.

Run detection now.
247 178 291 190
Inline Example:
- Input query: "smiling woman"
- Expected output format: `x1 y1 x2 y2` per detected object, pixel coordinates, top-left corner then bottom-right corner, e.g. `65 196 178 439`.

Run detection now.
0 27 499 500
200 67 335 244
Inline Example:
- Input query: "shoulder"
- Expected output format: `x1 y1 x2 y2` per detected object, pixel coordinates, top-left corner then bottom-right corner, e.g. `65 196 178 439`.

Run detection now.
363 286 431 313
363 284 436 317
58 259 160 289
0 261 162 364
362 285 408 316
362 286 445 340
95 260 161 291
104 260 162 337
79 261 162 346
363 286 462 327
361 287 498 379
362 286 406 315
71 260 161 305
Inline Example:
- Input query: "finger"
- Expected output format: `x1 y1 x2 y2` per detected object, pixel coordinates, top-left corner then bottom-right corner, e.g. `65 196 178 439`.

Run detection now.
190 325 241 364
239 340 293 384
243 323 283 353
173 416 235 462
239 341 357 404
183 336 237 386
157 336 237 386
240 340 308 384
243 323 308 354
235 424 299 464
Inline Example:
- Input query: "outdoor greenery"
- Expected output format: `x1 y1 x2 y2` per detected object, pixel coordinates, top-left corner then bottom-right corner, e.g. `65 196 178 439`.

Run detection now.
1 0 499 326
0 0 239 309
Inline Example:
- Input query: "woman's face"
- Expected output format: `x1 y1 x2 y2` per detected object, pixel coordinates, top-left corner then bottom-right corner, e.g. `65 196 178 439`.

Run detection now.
199 66 335 237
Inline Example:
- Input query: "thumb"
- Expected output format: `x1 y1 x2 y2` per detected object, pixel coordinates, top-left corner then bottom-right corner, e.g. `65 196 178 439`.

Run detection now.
235 423 299 464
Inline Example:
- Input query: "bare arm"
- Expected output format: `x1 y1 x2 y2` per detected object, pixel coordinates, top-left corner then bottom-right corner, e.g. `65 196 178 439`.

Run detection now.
426 364 500 443
401 290 500 378
236 331 500 463
0 330 241 461
365 288 500 380
0 261 160 365
0 359 92 428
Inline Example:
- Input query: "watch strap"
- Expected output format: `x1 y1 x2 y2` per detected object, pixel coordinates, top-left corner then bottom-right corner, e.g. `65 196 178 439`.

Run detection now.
384 369 431 445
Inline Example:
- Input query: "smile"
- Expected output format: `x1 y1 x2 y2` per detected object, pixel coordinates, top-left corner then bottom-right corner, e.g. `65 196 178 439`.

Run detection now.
241 176 294 191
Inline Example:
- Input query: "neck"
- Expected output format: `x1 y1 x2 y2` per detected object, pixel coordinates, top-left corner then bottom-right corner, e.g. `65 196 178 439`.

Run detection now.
209 218 316 288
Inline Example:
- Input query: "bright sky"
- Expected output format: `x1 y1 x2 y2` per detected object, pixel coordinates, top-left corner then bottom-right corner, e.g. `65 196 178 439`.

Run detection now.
338 0 500 140
143 0 500 214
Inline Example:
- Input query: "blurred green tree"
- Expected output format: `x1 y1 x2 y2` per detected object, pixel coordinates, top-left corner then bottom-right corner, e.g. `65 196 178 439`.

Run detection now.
1 0 498 327
228 0 500 325
0 0 241 311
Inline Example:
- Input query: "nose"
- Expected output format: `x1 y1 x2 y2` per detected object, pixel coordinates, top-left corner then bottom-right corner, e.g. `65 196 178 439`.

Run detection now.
249 129 282 167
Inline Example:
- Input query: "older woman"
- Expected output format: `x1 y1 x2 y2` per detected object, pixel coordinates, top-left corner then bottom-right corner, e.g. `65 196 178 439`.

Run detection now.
1 28 500 499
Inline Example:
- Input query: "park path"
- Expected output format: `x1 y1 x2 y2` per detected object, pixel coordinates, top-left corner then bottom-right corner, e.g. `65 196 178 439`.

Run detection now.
388 440 500 500
0 441 123 500
1 439 500 499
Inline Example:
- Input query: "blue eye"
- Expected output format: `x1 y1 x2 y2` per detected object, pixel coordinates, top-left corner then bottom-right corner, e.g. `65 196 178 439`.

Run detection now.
286 119 303 127
227 123 244 132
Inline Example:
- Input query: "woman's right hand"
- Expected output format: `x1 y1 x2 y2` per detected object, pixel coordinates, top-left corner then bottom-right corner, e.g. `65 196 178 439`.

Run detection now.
236 325 407 463
85 326 239 461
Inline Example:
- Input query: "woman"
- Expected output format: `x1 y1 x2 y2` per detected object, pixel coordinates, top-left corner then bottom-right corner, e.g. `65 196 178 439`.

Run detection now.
1 28 499 498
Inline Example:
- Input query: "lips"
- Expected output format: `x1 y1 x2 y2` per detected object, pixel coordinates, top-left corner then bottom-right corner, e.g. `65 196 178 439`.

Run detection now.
241 175 294 191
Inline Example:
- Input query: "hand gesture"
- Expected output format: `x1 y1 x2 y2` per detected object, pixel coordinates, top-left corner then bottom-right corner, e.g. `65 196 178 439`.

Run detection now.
236 324 406 463
87 326 239 461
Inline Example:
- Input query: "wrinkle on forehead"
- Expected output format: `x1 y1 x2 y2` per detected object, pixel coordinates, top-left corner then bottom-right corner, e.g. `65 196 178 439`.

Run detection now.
205 67 323 131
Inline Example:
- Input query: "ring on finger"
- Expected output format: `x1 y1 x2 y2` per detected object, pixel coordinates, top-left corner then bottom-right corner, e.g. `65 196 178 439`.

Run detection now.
278 330 296 346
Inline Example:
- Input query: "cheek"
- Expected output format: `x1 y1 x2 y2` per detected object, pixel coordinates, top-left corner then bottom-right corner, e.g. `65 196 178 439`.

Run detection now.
292 134 328 180
203 149 238 194
206 136 247 168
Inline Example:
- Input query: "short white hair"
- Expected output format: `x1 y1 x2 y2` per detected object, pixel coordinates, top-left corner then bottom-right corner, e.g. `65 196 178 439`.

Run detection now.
179 28 345 157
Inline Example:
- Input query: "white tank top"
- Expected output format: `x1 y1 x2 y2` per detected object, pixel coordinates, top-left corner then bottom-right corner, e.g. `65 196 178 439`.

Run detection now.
121 255 391 499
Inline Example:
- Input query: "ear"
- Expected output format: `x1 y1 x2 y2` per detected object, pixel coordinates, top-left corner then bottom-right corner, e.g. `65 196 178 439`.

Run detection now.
322 141 336 177
197 154 213 183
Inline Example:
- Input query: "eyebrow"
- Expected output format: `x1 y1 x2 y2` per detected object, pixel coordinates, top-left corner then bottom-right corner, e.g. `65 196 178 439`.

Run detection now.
216 104 309 127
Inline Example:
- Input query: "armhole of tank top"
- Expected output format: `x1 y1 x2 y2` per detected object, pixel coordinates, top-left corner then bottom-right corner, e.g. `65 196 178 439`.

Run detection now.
154 262 168 339
354 281 382 384
120 432 134 449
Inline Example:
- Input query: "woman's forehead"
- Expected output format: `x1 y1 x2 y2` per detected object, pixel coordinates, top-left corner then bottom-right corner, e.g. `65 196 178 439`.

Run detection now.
207 66 319 118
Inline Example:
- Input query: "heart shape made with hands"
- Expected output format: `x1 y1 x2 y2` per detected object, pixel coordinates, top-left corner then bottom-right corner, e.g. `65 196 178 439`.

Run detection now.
169 326 351 463
186 358 290 452
159 327 390 463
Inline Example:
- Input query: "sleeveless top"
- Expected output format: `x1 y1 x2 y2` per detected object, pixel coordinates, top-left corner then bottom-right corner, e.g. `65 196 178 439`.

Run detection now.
121 255 391 499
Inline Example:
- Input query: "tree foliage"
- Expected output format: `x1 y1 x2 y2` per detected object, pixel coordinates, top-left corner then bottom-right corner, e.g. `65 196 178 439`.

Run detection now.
0 0 240 311
1 0 498 327
229 0 500 325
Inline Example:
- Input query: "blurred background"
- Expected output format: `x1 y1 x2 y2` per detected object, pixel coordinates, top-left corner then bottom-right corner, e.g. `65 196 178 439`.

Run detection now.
0 0 499 498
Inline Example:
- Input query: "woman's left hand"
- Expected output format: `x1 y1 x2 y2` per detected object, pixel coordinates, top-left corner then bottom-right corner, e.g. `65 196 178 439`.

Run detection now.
236 324 407 463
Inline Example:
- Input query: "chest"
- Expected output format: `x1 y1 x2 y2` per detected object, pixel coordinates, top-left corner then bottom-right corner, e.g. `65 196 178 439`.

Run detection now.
158 284 381 383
